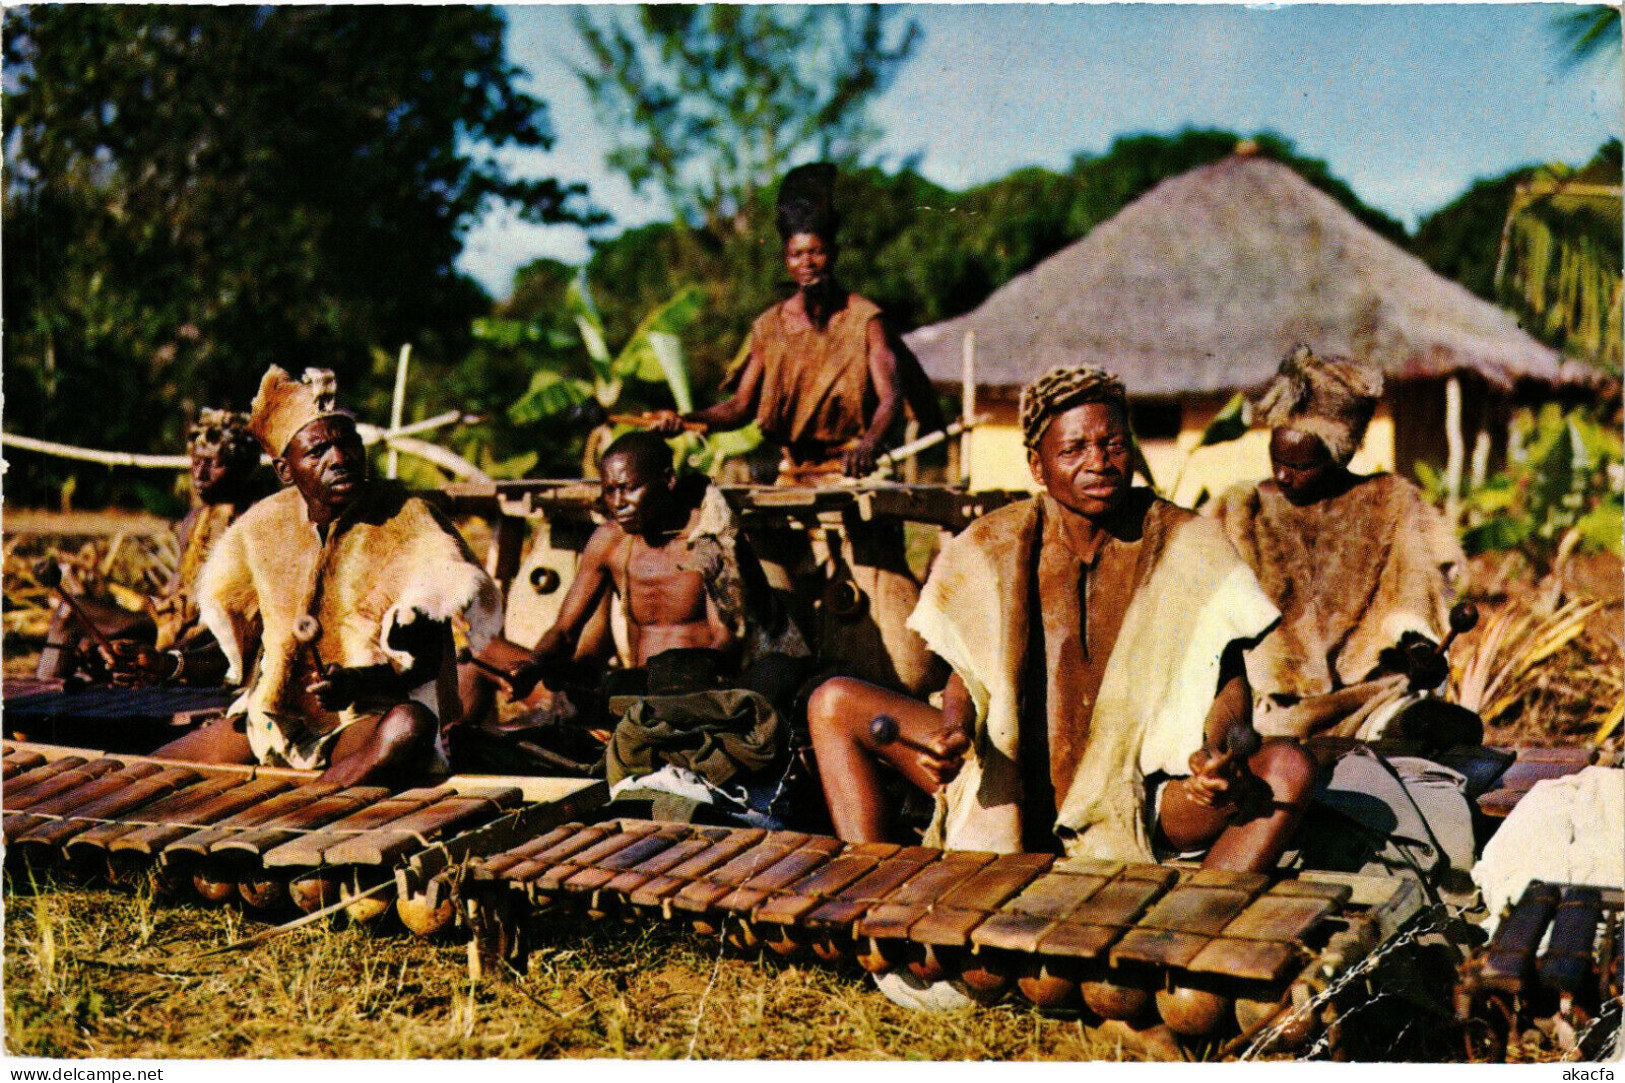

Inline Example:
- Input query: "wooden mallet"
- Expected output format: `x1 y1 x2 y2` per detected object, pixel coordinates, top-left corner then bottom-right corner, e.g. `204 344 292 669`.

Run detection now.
291 614 330 679
868 713 938 757
1439 601 1480 655
33 560 117 655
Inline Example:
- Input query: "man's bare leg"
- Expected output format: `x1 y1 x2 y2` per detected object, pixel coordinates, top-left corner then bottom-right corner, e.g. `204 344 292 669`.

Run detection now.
1158 738 1316 873
320 702 439 788
151 715 257 765
807 676 946 843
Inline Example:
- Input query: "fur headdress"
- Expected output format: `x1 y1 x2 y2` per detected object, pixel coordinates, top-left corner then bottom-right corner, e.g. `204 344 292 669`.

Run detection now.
188 407 259 464
1255 345 1384 466
1019 365 1130 451
248 366 349 457
775 163 840 243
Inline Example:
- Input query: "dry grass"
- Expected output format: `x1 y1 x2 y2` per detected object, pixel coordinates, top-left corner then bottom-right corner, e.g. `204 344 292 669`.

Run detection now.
3 869 1136 1062
1455 551 1624 748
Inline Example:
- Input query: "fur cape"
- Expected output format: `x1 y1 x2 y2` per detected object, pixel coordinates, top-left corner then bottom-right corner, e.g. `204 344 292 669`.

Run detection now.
1213 473 1463 738
199 481 503 762
908 493 1279 862
678 483 809 666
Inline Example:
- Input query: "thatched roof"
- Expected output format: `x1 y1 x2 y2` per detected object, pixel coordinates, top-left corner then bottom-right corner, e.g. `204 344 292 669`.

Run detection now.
905 154 1591 400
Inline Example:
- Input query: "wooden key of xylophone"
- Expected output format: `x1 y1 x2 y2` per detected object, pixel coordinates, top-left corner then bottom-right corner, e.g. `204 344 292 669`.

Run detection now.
113 777 298 859
669 833 808 914
1112 882 1261 969
627 829 768 911
600 830 730 898
500 823 621 887
559 825 694 897
2 749 48 780
210 786 394 861
320 789 525 867
260 787 465 868
709 836 845 916
3 757 123 812
5 762 166 846
66 775 237 855
1538 886 1603 994
1482 881 1563 994
13 765 203 852
529 821 665 895
477 823 587 880
854 851 997 977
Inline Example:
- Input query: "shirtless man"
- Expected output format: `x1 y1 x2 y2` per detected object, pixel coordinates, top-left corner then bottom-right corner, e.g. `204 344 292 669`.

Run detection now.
153 367 502 786
808 367 1316 874
491 431 803 703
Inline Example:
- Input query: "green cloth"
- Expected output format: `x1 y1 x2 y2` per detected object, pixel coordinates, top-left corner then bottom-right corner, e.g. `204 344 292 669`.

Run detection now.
605 688 787 788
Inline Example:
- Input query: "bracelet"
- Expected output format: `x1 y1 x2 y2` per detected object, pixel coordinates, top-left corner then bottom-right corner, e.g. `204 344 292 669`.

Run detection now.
167 650 186 682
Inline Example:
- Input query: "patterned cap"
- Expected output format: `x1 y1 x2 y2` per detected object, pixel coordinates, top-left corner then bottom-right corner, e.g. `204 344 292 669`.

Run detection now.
1019 366 1129 451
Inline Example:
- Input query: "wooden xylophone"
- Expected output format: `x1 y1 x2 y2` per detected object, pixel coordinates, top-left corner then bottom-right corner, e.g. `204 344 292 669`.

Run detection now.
443 817 1425 1047
1 740 604 930
1455 880 1623 1059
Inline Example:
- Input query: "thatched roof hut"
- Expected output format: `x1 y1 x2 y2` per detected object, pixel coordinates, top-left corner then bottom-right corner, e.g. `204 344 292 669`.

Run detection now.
905 152 1592 401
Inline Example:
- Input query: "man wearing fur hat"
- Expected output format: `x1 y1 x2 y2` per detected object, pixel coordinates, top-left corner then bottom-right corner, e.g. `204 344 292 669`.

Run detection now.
39 407 271 684
1213 346 1466 741
647 163 943 694
152 367 502 785
807 366 1316 875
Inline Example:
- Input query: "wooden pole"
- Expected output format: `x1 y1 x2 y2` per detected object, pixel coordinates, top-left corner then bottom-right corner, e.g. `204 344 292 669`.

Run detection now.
1444 376 1465 523
960 330 976 490
387 343 412 479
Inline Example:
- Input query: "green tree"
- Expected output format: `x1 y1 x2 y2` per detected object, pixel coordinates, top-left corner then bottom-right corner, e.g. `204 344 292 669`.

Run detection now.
1413 141 1621 370
574 5 919 233
1555 5 1622 70
3 5 597 506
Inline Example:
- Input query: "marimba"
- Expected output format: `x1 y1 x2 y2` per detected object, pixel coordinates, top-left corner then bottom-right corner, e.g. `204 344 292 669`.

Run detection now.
1 740 604 928
440 817 1426 1050
1455 879 1623 1059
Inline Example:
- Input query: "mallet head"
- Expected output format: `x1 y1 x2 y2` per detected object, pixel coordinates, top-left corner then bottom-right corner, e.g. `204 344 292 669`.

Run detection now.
868 714 900 747
1449 602 1479 636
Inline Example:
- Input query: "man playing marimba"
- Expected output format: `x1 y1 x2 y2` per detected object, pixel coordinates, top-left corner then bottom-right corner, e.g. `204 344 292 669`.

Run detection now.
1213 345 1468 742
809 366 1316 874
487 431 805 703
481 431 807 816
153 366 503 786
38 407 271 685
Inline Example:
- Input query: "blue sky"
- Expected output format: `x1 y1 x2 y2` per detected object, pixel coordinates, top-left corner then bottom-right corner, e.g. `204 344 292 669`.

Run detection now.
456 3 1623 300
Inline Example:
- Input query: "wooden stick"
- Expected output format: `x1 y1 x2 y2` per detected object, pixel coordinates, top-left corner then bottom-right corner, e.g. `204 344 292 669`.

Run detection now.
609 413 707 433
3 411 472 471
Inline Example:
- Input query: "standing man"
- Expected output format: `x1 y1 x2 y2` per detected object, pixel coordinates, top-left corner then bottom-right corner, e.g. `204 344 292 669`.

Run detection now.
649 164 941 693
808 366 1315 873
153 367 502 786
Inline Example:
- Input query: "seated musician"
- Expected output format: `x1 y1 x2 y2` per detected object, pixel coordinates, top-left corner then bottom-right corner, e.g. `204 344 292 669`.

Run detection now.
38 407 271 684
1212 345 1468 743
808 366 1316 874
481 431 809 814
152 366 503 786
647 163 942 694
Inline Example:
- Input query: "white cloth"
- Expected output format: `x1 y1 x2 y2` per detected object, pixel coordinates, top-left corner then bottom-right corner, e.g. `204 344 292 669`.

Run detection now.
1472 765 1625 933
